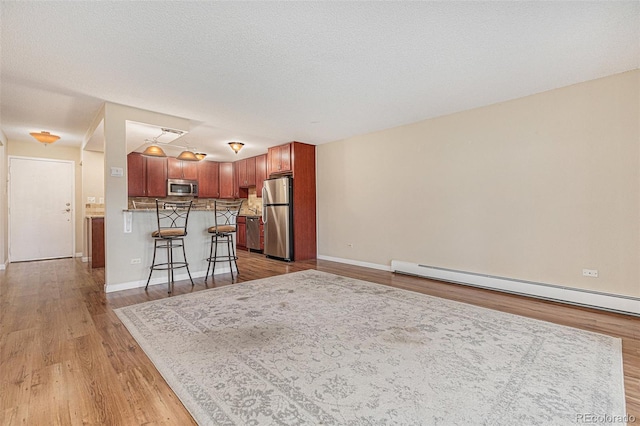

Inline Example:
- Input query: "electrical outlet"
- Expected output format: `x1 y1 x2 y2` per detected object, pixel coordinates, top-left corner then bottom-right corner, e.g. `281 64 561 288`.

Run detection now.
582 269 598 278
130 258 141 264
87 196 96 203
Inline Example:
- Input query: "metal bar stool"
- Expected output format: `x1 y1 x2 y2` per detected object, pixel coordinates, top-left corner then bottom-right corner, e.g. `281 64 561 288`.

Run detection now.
204 199 243 282
145 200 194 293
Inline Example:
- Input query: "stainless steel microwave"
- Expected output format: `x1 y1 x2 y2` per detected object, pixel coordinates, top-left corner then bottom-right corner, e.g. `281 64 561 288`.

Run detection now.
167 179 198 197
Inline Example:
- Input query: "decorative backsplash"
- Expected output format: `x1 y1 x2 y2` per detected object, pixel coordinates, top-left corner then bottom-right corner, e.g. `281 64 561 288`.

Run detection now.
85 203 105 216
127 187 263 215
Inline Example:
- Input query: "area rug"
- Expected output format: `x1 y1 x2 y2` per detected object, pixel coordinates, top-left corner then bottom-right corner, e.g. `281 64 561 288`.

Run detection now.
115 270 626 425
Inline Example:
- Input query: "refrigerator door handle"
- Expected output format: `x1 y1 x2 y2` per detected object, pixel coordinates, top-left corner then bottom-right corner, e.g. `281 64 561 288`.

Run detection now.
261 187 267 222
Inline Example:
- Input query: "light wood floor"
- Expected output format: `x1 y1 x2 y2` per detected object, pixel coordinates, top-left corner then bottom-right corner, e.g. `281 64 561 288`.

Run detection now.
1 252 638 424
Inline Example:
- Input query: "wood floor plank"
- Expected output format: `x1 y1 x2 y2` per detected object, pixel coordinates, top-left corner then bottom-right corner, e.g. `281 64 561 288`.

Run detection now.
28 363 72 425
1 254 638 424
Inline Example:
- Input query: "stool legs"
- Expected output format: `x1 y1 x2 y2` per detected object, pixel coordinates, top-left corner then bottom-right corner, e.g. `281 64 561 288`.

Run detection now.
146 237 194 294
205 232 239 282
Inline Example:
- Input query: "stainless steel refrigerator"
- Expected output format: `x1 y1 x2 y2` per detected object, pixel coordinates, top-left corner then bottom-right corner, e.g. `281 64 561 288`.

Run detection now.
262 176 293 261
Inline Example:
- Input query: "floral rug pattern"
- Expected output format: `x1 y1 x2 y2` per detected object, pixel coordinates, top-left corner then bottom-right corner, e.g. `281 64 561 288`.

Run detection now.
115 270 625 425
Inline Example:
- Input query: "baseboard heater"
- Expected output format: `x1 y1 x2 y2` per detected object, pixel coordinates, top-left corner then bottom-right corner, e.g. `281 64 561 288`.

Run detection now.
391 260 640 316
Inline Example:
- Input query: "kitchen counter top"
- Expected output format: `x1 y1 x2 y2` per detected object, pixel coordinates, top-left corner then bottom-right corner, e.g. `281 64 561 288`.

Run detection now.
123 209 262 218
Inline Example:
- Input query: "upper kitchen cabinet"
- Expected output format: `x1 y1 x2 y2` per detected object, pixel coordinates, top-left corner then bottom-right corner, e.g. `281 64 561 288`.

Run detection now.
255 154 267 197
236 157 257 188
197 161 220 198
267 143 292 176
127 152 167 197
219 162 235 199
168 157 198 180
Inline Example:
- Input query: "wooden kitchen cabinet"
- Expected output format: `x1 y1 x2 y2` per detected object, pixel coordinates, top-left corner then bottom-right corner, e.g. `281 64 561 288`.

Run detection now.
235 158 247 188
236 216 246 250
267 143 292 176
246 156 256 187
127 153 167 197
127 153 145 196
255 154 267 197
197 161 220 198
236 157 257 188
219 162 235 199
87 217 105 268
168 157 198 180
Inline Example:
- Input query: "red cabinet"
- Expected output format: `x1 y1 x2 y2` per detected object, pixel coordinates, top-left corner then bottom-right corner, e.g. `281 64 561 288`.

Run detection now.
267 143 292 176
127 153 167 197
219 162 235 199
255 154 267 197
236 216 246 249
197 161 220 198
235 157 257 188
168 157 198 180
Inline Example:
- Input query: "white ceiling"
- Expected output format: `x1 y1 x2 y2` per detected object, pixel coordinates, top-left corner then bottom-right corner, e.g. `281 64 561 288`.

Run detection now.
1 2 638 162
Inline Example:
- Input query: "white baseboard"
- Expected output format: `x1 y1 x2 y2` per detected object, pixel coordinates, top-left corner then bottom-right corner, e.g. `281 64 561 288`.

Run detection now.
104 265 233 293
82 256 89 263
391 260 640 316
317 255 391 272
0 260 6 270
75 252 83 258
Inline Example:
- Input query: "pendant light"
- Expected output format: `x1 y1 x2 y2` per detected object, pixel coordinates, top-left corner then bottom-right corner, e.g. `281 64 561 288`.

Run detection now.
30 131 60 144
142 144 167 157
194 152 207 161
228 141 244 154
177 149 199 161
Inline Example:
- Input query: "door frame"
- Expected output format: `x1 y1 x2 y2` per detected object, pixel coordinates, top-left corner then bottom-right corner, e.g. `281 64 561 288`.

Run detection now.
8 155 76 262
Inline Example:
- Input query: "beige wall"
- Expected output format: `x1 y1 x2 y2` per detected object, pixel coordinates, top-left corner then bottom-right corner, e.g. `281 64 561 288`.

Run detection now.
0 130 7 267
103 102 190 286
7 141 84 256
82 151 104 202
81 150 104 257
317 70 640 298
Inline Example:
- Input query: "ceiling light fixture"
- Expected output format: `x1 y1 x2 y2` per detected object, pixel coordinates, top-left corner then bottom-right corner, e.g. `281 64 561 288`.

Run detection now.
141 129 206 160
30 131 60 144
177 149 199 162
228 141 244 154
142 144 167 157
141 129 169 157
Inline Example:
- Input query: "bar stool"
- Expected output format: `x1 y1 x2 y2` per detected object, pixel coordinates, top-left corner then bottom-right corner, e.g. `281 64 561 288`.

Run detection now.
204 199 244 282
145 200 194 294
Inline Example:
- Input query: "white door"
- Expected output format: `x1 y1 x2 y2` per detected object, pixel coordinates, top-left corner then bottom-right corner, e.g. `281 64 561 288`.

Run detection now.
9 157 75 261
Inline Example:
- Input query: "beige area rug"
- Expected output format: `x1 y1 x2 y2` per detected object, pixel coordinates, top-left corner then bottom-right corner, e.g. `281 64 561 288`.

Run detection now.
115 270 626 425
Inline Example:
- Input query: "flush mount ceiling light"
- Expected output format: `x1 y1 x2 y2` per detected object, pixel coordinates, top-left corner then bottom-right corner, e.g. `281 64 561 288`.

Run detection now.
30 131 60 144
228 141 244 154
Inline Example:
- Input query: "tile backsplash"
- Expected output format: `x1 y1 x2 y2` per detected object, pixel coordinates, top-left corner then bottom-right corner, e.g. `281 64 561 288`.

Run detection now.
128 187 263 215
85 203 105 216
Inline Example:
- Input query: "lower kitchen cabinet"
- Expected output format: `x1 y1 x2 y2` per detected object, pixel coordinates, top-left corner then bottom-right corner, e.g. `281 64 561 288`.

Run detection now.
236 216 246 250
87 217 105 268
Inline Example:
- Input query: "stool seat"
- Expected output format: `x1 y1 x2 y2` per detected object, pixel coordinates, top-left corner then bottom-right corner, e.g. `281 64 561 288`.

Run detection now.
205 199 243 282
208 225 236 233
152 228 186 238
145 200 194 294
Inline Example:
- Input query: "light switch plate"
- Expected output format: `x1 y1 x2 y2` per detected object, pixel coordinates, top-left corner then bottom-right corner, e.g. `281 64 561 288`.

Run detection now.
87 197 96 203
110 167 124 177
